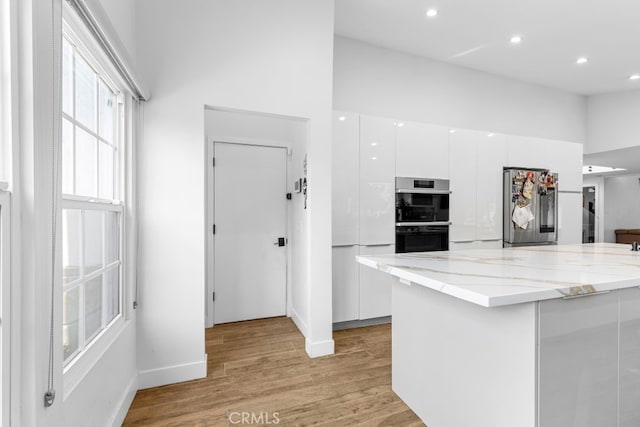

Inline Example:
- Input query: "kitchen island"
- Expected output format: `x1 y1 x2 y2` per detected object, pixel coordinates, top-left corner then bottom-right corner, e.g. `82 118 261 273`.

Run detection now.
357 243 640 427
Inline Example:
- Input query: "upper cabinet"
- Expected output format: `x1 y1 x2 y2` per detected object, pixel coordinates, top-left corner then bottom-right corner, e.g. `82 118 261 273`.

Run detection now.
546 141 583 192
396 121 450 179
477 133 508 241
506 135 583 192
449 130 478 242
359 115 396 245
332 111 360 246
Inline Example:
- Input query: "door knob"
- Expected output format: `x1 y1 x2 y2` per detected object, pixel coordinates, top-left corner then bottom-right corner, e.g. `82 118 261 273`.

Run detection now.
274 237 286 247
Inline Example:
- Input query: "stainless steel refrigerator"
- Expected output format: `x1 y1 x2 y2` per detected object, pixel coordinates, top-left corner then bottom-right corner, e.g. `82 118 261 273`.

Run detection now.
503 168 558 247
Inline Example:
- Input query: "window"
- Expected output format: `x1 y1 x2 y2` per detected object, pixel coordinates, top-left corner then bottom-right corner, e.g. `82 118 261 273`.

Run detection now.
61 35 123 366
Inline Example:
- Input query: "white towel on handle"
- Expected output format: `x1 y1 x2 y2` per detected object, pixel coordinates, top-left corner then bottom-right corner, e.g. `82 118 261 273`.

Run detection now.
513 205 535 229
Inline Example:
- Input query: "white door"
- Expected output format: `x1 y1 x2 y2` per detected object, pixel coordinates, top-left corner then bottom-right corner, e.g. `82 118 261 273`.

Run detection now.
214 143 287 324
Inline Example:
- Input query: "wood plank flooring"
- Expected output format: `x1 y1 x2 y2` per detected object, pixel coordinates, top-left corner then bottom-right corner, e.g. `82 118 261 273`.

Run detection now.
123 317 424 426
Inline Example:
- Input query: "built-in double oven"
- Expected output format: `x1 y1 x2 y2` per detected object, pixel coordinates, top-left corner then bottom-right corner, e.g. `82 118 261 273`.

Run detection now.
395 177 450 253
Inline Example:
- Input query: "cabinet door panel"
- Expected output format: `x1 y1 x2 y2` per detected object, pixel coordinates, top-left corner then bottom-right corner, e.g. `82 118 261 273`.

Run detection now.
358 245 394 319
558 192 582 244
619 287 640 427
359 116 396 245
547 141 583 192
332 245 359 323
538 292 618 427
332 111 360 245
449 130 478 242
477 134 507 241
396 121 449 179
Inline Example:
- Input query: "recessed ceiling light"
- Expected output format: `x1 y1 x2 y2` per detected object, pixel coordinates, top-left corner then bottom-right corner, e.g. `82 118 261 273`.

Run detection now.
449 129 456 134
630 74 640 81
338 116 346 121
397 122 404 127
582 165 626 175
487 133 494 137
371 142 377 147
426 9 438 18
576 57 589 65
510 35 523 45
371 157 377 160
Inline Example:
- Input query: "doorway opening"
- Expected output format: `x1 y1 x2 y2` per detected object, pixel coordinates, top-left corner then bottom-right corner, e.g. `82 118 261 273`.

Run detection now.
204 107 309 328
582 186 596 243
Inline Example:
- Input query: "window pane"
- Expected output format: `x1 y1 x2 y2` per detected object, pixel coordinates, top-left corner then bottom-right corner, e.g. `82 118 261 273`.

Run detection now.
83 210 103 274
63 287 80 362
62 40 74 115
75 126 97 197
105 211 119 264
105 267 119 324
98 142 114 199
98 80 115 143
62 209 81 284
84 275 103 340
62 118 74 194
74 54 97 131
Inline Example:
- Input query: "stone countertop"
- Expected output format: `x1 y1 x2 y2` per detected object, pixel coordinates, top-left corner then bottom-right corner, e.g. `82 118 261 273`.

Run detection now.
356 243 640 307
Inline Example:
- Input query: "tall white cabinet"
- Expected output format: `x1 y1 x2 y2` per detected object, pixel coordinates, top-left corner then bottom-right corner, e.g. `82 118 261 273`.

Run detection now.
359 115 396 246
332 111 360 246
396 121 449 179
332 113 396 323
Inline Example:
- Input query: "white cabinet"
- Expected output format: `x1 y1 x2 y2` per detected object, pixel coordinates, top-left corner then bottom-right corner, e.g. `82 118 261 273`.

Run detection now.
507 135 582 192
477 134 507 241
332 111 360 246
619 287 640 427
558 192 582 244
547 141 583 192
359 116 396 245
449 130 478 242
396 121 449 179
358 244 394 319
332 245 359 323
538 292 619 427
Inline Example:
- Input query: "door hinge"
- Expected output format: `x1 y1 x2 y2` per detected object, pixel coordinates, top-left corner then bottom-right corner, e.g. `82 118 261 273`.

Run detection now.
212 157 215 167
212 292 215 302
212 224 216 234
286 192 292 200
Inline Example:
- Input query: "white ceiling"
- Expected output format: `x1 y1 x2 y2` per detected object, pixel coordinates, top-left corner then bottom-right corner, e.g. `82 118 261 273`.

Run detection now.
334 0 640 95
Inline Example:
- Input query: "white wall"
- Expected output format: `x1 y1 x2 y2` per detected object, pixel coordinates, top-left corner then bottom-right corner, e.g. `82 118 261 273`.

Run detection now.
204 109 310 331
587 90 640 154
603 174 640 243
333 37 587 144
94 0 136 63
135 0 335 387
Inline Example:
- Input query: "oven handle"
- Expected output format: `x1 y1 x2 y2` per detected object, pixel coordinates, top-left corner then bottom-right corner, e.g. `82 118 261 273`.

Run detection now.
396 189 451 195
396 221 451 227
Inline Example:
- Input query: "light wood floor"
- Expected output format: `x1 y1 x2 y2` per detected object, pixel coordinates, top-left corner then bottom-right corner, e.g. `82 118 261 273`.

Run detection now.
123 317 423 426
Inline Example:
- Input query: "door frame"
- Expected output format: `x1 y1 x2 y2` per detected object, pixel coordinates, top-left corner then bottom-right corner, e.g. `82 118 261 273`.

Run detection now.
205 138 291 327
0 191 10 426
582 179 604 243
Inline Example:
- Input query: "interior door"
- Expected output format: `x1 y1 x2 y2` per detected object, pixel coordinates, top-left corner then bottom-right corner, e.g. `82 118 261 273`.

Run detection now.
214 143 287 324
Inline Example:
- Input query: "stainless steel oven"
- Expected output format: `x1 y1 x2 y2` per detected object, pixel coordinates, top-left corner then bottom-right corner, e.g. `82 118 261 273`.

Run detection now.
395 177 450 253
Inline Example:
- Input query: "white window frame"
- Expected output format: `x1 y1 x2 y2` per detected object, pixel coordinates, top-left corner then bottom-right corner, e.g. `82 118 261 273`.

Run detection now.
0 191 11 427
61 9 133 398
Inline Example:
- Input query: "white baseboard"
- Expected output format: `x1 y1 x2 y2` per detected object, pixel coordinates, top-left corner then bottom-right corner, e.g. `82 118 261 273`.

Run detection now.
289 306 308 337
109 375 138 427
289 307 334 358
305 338 335 358
138 355 207 390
